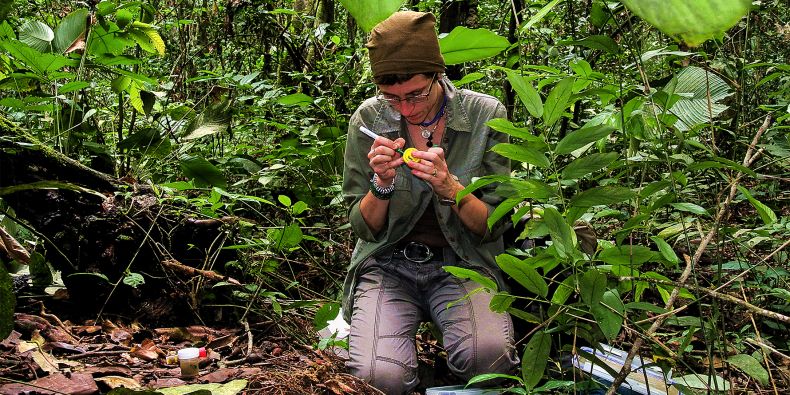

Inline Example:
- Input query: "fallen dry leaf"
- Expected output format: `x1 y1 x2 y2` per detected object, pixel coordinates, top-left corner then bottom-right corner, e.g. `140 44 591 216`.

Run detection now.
131 338 163 361
323 378 356 395
95 375 142 390
0 373 98 395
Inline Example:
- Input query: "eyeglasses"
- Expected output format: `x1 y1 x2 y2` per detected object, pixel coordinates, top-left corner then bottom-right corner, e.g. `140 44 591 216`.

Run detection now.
376 75 436 106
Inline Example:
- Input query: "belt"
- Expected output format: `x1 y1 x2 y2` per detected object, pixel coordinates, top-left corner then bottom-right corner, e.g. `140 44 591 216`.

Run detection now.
391 241 446 263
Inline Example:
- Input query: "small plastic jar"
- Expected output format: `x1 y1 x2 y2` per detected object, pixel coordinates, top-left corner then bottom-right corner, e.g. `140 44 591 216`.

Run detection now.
177 347 200 378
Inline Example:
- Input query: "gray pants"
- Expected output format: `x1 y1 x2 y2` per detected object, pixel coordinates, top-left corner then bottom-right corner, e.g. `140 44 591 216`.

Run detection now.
347 250 519 394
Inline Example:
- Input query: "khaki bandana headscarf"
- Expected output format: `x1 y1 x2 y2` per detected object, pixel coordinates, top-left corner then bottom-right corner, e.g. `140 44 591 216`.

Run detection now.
366 11 446 78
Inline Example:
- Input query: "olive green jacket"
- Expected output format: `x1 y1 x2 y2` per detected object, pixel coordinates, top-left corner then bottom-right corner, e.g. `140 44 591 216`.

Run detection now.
341 77 510 320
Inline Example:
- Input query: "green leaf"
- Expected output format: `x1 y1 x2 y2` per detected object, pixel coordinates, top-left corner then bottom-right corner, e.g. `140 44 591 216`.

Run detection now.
521 0 562 31
490 292 516 313
123 272 145 288
496 254 548 298
128 21 165 55
313 302 340 331
543 207 576 259
19 20 54 52
650 236 680 266
580 269 607 308
561 152 619 179
467 373 523 386
115 9 133 29
620 0 751 47
54 9 88 54
2 40 76 76
669 202 709 216
737 186 777 225
599 245 656 266
505 70 543 118
555 124 616 155
673 373 730 392
560 35 619 54
491 143 550 168
662 66 733 131
180 155 227 188
439 27 509 65
591 289 625 341
58 81 90 94
277 195 292 207
551 275 576 306
337 0 402 32
521 330 551 389
569 186 634 208
542 77 574 126
268 224 303 249
29 252 53 287
0 263 15 340
443 266 497 291
486 118 545 144
276 93 313 107
488 198 523 232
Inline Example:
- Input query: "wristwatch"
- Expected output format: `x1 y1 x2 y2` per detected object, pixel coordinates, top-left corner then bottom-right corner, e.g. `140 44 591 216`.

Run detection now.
438 174 460 206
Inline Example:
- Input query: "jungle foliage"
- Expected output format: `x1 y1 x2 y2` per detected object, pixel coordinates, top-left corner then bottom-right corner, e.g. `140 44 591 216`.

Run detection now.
0 0 788 393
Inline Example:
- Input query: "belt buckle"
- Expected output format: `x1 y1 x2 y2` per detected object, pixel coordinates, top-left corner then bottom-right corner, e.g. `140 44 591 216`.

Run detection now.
402 242 434 263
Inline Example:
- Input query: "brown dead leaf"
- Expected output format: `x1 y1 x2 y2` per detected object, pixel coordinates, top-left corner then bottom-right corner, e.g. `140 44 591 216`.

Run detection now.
71 325 102 335
200 367 238 383
103 320 132 345
0 373 98 395
79 365 133 377
130 338 163 361
0 330 22 349
0 226 30 263
95 375 141 390
205 333 238 350
45 326 78 344
154 325 217 343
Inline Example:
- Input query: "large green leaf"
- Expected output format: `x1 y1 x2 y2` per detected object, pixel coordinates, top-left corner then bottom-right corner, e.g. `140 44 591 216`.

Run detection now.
737 186 777 225
621 0 751 47
314 302 341 331
542 77 574 126
485 118 546 145
268 224 304 250
180 155 227 188
127 21 165 55
443 266 497 291
496 254 548 298
522 330 551 389
338 0 402 32
521 0 562 31
440 27 509 65
543 207 576 259
0 263 15 340
569 186 634 208
491 143 550 168
580 269 607 308
598 245 656 266
561 152 619 179
555 124 615 155
505 70 543 118
591 289 625 341
19 20 54 52
2 40 76 76
54 9 88 54
727 354 769 386
662 66 733 131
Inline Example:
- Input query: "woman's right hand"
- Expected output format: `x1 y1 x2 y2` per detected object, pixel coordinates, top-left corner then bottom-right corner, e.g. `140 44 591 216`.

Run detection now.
367 136 406 184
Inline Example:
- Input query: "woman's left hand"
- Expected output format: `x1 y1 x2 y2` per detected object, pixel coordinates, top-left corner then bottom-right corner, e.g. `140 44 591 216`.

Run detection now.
408 147 462 200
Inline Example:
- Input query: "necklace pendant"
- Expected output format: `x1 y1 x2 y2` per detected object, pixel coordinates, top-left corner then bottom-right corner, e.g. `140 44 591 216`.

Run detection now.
420 128 431 139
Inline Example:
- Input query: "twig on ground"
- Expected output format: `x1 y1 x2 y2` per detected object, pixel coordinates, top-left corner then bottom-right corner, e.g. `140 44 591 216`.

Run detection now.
161 258 241 285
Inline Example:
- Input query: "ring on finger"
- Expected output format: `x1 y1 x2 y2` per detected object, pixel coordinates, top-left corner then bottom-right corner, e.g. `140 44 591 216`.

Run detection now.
432 168 438 177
